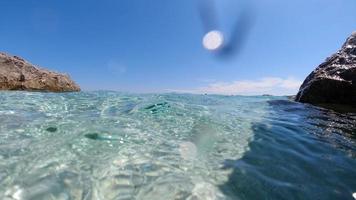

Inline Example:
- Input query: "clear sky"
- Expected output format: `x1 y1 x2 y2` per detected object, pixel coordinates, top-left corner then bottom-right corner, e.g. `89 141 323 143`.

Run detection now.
1 0 355 95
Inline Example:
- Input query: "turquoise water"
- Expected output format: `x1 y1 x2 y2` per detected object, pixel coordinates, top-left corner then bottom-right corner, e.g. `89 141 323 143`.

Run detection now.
0 91 355 200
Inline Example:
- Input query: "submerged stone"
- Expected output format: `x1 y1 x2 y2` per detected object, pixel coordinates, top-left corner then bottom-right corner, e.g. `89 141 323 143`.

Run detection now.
84 132 120 141
84 133 100 140
46 127 57 132
145 105 156 110
144 102 170 114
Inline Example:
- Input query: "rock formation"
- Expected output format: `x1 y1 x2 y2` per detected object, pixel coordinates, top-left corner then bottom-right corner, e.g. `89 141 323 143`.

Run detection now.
296 32 356 106
0 52 80 92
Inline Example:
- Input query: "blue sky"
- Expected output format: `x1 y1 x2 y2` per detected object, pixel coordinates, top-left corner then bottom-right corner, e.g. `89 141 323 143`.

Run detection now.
0 0 355 95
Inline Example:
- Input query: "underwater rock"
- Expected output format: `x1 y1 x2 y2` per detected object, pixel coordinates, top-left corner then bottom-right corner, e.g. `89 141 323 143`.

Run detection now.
84 132 122 141
296 32 356 106
144 102 170 114
84 133 100 140
45 127 57 132
0 52 80 92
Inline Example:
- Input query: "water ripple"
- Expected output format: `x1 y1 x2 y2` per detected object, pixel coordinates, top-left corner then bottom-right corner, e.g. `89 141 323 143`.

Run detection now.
0 92 355 200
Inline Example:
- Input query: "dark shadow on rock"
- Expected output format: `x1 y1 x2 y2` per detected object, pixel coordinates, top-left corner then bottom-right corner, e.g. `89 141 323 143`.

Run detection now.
219 100 356 200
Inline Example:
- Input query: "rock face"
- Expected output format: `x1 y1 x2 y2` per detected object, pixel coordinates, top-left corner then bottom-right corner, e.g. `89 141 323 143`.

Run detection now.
296 32 356 106
0 52 80 92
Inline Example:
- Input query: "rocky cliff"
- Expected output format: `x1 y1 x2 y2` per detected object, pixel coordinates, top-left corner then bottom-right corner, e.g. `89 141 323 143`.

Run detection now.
296 32 356 106
0 52 80 92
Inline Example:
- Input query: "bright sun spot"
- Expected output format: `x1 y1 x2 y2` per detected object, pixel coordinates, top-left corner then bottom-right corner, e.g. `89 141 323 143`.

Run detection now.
202 30 224 51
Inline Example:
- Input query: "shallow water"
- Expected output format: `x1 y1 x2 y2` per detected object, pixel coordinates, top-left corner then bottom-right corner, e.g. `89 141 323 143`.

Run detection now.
0 91 355 200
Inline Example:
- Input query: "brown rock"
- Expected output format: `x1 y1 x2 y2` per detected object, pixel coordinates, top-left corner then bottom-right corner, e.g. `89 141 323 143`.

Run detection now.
0 52 80 92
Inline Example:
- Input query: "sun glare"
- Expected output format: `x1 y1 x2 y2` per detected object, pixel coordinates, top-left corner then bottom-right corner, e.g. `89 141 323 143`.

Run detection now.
202 30 224 51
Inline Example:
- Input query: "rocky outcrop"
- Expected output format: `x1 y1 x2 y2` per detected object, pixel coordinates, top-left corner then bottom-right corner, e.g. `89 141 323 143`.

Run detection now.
296 32 356 106
0 52 80 92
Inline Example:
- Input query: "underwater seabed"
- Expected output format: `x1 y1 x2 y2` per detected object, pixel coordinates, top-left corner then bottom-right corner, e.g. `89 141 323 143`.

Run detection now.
0 91 355 200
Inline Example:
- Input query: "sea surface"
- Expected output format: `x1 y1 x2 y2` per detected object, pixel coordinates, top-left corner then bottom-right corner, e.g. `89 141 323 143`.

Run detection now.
0 91 355 200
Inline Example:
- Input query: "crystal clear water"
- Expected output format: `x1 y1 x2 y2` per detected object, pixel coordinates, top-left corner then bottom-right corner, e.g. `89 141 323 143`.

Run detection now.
0 91 355 200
